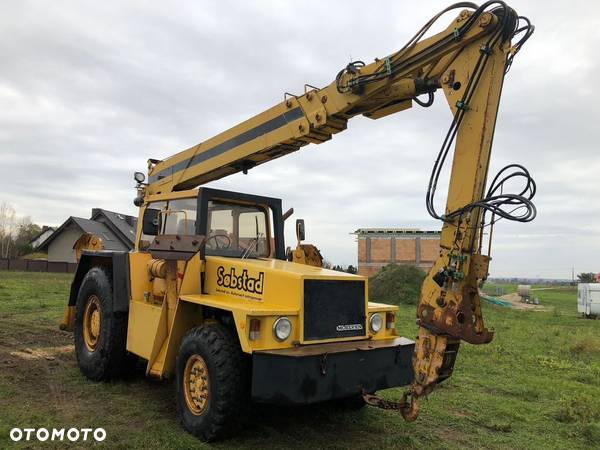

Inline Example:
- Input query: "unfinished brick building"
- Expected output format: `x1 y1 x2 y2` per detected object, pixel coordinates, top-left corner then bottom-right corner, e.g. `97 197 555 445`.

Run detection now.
353 228 441 277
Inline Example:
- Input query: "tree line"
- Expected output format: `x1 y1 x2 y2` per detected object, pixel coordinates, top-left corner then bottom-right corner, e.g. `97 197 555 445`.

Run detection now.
577 273 598 283
320 259 358 274
0 202 44 259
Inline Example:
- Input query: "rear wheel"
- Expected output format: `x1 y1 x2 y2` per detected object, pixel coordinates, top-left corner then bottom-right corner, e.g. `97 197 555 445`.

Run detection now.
74 266 135 381
176 323 245 441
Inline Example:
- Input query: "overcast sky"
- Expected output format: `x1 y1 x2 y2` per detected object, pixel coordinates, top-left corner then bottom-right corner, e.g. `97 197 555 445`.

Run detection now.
2 0 598 278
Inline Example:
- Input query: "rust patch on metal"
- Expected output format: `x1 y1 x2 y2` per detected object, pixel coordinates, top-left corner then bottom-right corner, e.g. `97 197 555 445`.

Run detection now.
149 234 205 261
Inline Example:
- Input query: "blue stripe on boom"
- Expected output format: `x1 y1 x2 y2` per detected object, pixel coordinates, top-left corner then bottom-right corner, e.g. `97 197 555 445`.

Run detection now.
149 107 304 183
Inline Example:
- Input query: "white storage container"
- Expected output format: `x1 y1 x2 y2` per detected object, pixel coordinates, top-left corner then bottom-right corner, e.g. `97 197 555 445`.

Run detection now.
578 283 600 317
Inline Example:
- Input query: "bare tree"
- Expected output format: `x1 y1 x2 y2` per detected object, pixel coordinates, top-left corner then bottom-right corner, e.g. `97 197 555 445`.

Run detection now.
0 202 17 258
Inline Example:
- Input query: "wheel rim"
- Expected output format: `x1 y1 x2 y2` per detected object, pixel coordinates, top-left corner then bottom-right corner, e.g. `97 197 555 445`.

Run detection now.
183 354 210 415
83 295 101 352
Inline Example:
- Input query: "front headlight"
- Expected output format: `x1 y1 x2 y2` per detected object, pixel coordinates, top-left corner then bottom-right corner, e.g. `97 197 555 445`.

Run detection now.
273 317 292 341
369 313 383 333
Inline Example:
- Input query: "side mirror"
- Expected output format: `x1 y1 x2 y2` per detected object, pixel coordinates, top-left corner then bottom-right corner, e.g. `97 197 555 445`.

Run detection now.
142 208 161 235
296 219 305 242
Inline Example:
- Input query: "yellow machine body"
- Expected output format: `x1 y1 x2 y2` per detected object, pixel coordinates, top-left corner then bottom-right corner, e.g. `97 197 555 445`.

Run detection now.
118 188 398 378
124 248 398 379
63 3 535 426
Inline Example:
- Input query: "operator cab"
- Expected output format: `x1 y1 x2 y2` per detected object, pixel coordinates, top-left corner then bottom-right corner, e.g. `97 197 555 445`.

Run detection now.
138 187 287 260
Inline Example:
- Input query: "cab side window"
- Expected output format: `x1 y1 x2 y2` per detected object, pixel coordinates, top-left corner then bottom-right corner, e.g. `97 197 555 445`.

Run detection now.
162 198 198 236
138 198 198 251
139 201 166 251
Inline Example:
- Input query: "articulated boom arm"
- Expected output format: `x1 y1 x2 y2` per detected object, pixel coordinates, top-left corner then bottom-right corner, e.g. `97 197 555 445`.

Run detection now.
145 2 535 421
147 4 510 195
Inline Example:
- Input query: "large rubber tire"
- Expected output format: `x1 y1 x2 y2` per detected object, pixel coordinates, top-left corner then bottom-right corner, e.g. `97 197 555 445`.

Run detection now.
176 323 245 441
74 266 134 381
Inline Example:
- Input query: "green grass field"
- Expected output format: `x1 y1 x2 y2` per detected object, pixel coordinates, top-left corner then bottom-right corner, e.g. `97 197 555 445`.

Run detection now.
0 271 599 449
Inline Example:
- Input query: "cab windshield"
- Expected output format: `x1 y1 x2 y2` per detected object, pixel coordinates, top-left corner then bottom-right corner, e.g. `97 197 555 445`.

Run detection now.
206 200 269 258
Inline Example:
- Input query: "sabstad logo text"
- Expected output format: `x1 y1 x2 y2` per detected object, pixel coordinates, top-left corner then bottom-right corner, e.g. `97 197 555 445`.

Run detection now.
217 266 264 294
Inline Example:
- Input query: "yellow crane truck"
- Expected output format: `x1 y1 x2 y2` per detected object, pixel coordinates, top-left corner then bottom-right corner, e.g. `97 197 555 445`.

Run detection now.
59 1 535 441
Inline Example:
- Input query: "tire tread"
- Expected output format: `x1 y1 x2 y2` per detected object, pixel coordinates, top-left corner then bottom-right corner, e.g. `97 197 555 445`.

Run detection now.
176 323 246 441
74 266 135 381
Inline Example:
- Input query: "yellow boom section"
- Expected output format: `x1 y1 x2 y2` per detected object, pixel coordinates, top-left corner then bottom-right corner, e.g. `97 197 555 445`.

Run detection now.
146 6 498 195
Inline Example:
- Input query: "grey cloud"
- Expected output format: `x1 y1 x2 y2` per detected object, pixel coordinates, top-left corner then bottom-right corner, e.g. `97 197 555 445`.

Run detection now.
1 0 598 278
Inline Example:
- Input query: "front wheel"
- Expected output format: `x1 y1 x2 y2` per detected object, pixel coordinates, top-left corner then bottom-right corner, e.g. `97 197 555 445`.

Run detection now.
176 323 245 441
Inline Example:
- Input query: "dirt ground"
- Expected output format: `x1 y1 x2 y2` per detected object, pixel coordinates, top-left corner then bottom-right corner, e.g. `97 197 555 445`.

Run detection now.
498 293 547 310
0 325 80 418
